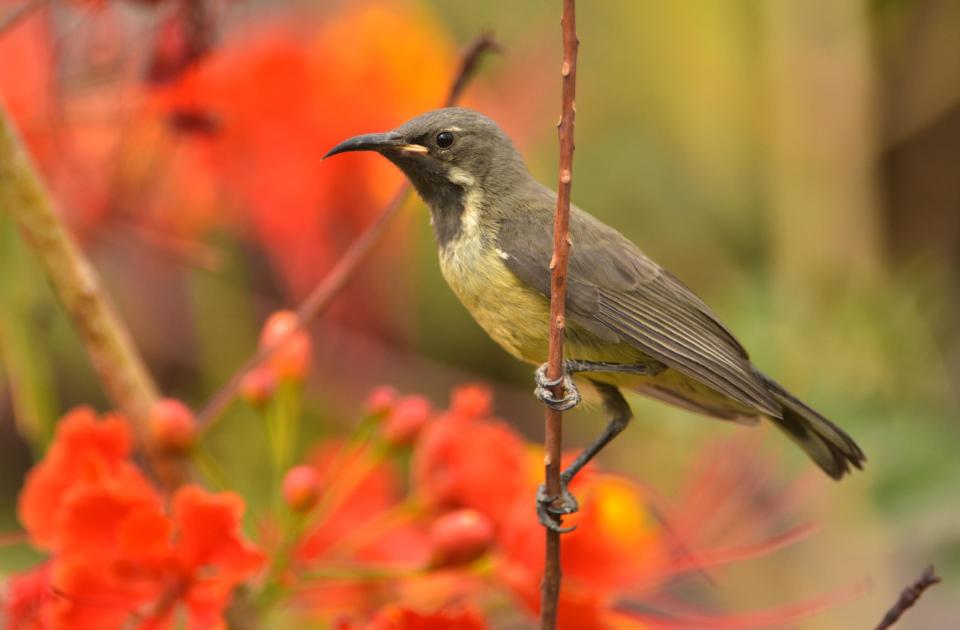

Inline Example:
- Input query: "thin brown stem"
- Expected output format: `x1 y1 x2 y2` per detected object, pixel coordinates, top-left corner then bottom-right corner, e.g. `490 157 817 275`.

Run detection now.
541 2 578 629
874 565 941 630
195 33 500 431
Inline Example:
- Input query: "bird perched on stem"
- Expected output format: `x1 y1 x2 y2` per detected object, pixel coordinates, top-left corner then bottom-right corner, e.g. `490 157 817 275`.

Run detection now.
325 108 865 532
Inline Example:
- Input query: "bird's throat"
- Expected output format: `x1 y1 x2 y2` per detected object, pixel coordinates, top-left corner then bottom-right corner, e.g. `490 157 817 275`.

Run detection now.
427 192 466 249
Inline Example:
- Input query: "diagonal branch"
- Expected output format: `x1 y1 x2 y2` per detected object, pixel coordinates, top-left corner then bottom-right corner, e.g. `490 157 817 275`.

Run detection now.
195 33 501 430
541 1 578 629
0 99 159 443
874 565 941 630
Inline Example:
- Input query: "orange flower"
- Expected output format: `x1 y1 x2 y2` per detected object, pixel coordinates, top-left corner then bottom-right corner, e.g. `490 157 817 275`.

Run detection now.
3 563 54 630
153 1 455 299
491 437 836 629
295 442 426 568
43 484 264 629
17 407 152 549
165 487 266 628
14 408 264 629
495 467 660 630
412 403 528 528
365 605 490 630
292 442 432 618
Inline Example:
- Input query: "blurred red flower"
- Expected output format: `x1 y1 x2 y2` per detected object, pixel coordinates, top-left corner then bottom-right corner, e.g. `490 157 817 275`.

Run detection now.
3 563 54 630
365 604 490 630
12 408 264 629
0 1 462 347
152 0 456 299
18 406 152 549
412 387 528 528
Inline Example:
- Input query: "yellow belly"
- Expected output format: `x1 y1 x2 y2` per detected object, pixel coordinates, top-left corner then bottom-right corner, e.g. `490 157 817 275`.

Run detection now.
440 244 551 362
439 243 646 369
438 240 756 419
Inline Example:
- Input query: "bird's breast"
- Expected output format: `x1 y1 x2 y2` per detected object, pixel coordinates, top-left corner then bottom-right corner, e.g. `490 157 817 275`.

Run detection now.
437 196 552 363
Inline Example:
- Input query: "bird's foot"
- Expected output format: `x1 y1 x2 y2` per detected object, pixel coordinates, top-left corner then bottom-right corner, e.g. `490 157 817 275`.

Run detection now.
534 363 581 411
536 480 579 533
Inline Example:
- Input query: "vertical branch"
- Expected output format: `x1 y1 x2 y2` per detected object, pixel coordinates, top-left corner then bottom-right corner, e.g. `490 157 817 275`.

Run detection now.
0 102 159 442
195 33 501 430
541 1 578 629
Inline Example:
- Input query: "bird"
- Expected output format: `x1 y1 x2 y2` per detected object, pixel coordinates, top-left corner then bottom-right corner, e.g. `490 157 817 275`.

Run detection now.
325 107 865 531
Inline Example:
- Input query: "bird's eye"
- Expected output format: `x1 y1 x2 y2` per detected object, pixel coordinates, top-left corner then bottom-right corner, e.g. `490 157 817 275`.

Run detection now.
436 131 455 148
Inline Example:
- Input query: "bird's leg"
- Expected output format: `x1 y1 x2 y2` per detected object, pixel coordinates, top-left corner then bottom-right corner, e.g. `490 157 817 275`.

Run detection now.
536 380 634 532
534 358 664 411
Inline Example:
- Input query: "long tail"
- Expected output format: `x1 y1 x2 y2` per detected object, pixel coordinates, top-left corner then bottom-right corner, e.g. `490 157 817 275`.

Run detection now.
762 374 866 479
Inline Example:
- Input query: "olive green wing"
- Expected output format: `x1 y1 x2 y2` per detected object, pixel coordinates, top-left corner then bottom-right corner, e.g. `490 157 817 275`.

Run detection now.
496 206 779 416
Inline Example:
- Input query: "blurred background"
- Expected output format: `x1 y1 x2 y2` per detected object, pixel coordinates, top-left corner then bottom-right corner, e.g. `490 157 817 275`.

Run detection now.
1 0 958 627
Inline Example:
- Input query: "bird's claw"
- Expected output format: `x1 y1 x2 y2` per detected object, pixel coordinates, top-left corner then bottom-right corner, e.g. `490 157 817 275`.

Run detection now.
534 363 581 411
536 482 579 533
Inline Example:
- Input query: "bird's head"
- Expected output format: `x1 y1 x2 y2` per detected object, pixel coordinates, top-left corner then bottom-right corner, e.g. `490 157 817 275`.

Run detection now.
324 107 528 209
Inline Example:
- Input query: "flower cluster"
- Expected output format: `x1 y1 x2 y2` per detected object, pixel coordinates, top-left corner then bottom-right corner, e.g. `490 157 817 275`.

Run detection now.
258 381 837 628
9 408 264 628
2 308 848 629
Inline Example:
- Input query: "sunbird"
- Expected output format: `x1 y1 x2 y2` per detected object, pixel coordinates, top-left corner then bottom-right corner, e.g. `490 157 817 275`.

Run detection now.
326 108 865 531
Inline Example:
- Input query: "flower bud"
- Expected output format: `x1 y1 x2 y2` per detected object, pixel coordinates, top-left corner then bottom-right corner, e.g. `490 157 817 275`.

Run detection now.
149 399 197 453
282 465 321 512
240 368 277 408
428 509 495 568
382 395 432 446
260 311 312 381
450 383 492 420
365 385 399 416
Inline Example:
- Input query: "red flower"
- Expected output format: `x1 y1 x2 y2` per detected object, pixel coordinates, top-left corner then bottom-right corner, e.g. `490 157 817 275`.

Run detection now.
14 408 264 629
152 1 457 302
495 468 659 630
45 484 264 629
18 407 150 549
412 402 528 528
166 486 266 628
295 442 427 567
366 605 490 630
3 563 54 630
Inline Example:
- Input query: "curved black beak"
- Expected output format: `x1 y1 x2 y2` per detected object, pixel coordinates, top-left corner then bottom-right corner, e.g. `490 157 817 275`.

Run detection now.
323 131 428 159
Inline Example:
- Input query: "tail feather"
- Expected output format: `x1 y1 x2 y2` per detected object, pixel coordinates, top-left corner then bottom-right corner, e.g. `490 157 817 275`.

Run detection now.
762 375 866 479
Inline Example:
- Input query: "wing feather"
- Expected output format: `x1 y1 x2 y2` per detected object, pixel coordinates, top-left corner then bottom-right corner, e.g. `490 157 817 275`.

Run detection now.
497 202 778 416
